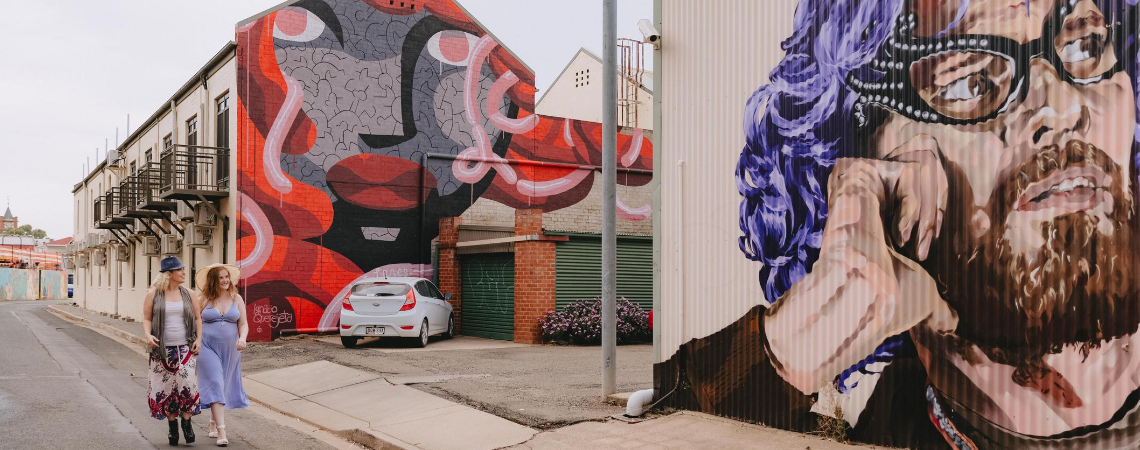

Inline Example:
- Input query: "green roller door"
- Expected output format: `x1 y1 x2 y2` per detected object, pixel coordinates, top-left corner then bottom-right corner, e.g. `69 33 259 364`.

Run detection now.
555 235 653 311
460 253 515 340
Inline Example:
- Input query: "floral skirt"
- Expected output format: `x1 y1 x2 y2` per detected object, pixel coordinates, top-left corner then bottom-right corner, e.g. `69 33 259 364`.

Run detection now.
147 345 202 420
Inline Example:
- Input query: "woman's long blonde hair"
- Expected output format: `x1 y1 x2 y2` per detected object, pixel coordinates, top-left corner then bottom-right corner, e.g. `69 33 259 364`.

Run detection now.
151 271 174 293
201 266 238 303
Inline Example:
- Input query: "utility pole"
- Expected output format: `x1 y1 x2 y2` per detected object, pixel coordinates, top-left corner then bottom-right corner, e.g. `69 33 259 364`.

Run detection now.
601 0 618 397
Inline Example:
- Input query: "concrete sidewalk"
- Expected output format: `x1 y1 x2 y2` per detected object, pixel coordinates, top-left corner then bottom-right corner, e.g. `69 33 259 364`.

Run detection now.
509 411 877 450
246 360 536 450
49 303 877 450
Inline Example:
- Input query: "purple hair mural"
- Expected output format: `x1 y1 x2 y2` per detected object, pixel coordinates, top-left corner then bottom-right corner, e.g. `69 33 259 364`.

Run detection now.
661 0 1140 448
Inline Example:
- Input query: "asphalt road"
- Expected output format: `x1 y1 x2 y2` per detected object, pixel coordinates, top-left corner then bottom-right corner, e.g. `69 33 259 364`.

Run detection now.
0 300 340 450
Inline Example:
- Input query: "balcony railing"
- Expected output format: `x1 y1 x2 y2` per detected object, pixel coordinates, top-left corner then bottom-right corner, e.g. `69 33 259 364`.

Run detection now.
97 189 132 230
136 163 176 212
123 173 163 218
159 145 230 201
114 181 132 218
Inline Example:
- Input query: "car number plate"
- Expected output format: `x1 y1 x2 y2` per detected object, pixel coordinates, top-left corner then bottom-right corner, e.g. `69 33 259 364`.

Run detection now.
365 326 385 335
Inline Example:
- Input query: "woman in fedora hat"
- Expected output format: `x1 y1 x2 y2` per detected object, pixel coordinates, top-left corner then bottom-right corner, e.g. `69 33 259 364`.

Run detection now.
194 263 249 447
142 256 202 446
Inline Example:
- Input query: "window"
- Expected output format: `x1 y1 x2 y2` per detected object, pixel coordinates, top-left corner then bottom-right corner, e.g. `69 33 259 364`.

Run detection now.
130 244 136 288
414 281 430 297
129 161 137 176
145 149 153 164
352 282 411 296
426 281 444 299
162 135 174 190
187 118 198 188
215 94 230 188
216 94 230 148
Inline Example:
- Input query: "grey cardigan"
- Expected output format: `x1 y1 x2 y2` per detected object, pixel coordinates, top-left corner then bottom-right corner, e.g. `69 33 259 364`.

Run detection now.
149 286 197 359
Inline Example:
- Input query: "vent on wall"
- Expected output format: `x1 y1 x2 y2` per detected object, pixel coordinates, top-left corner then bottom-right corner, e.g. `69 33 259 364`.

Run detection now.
575 69 591 88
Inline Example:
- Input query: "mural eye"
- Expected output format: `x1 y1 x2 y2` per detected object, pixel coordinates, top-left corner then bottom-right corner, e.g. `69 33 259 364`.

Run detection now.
937 74 991 101
273 7 327 43
911 51 1012 120
426 30 481 66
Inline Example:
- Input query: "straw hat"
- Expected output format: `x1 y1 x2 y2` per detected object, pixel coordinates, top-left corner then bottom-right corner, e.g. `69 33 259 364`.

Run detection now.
195 263 242 290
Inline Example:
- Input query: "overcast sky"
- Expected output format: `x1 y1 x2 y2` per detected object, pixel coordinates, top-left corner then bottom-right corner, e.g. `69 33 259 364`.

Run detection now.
0 0 652 240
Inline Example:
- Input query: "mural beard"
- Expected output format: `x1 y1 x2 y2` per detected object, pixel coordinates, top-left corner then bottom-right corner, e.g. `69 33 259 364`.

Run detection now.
937 140 1140 371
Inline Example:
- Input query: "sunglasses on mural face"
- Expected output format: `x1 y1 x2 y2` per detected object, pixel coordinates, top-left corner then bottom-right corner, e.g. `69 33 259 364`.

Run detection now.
850 0 1134 126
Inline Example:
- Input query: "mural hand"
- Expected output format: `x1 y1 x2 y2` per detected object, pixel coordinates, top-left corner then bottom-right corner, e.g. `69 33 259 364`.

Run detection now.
764 155 947 393
882 135 948 261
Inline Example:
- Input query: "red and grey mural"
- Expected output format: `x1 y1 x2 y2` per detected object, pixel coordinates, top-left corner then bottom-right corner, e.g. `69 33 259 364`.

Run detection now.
659 0 1140 448
235 0 652 341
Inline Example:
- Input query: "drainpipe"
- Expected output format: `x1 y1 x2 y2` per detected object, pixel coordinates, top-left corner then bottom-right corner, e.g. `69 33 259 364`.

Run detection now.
625 388 655 417
81 173 89 309
111 170 119 318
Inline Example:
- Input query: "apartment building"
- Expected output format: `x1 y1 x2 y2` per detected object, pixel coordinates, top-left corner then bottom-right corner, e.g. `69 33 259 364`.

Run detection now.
69 45 237 320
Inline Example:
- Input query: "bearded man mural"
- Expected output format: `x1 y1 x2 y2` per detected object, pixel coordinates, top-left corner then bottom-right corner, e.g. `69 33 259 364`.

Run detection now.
666 0 1140 448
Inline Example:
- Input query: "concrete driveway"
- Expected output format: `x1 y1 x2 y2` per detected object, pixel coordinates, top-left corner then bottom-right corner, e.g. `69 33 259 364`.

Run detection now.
242 334 654 429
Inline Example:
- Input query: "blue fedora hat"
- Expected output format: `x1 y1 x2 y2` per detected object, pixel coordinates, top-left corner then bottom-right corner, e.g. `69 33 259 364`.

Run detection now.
159 256 185 272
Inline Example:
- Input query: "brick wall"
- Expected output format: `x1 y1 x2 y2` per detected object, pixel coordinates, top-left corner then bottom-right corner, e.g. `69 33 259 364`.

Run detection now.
542 175 654 236
513 209 555 344
438 217 462 333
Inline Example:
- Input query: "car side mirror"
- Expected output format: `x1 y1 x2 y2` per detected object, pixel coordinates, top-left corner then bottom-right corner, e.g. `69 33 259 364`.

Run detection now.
444 293 453 300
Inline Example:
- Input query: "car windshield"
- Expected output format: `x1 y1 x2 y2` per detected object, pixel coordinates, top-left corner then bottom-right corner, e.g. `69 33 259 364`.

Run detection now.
351 282 412 297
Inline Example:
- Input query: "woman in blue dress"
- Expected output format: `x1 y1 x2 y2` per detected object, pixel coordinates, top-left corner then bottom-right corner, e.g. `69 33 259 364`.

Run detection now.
194 263 250 447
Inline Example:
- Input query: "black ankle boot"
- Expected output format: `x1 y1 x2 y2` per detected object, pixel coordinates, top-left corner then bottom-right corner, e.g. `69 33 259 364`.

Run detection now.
181 417 195 444
168 420 180 446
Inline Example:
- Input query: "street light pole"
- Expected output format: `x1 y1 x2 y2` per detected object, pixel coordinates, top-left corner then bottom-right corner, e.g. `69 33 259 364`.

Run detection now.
601 0 618 397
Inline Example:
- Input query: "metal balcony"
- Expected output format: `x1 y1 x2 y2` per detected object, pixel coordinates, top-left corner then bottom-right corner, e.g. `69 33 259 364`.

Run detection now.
122 173 165 218
96 190 131 230
136 163 177 212
113 181 132 219
159 145 230 201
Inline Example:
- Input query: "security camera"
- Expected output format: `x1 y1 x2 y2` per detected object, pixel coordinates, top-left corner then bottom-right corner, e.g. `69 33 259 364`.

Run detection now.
638 19 660 49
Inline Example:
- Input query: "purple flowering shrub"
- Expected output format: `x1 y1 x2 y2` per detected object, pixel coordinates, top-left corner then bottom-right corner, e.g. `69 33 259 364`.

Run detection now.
539 297 651 345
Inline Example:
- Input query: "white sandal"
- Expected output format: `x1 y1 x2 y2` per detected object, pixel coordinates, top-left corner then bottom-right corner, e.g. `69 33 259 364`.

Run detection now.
216 425 228 447
208 420 219 439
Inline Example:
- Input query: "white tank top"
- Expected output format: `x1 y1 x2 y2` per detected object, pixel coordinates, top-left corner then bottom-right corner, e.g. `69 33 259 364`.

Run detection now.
163 300 188 346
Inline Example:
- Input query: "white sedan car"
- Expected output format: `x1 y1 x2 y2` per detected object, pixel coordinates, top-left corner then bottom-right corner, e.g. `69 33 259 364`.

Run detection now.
339 277 454 348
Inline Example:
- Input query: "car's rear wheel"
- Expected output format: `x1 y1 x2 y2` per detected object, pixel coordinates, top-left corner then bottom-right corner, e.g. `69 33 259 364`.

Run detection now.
443 315 454 339
412 319 429 348
341 336 359 348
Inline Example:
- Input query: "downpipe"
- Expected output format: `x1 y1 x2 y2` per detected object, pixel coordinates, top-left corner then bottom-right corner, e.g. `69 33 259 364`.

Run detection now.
625 388 655 417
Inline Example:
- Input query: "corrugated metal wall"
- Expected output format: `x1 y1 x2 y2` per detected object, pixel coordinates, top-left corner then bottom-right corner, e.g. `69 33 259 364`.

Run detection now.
655 0 794 362
654 0 1140 448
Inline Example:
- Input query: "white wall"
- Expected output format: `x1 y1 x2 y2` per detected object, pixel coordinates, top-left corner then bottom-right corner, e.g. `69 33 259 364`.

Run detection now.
72 51 238 322
655 0 795 362
536 49 654 130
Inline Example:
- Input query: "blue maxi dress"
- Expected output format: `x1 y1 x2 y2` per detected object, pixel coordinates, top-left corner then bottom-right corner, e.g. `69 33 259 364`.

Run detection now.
198 301 250 409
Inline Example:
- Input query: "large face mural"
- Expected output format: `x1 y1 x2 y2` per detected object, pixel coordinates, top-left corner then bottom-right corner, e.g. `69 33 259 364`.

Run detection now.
235 0 652 341
664 0 1140 448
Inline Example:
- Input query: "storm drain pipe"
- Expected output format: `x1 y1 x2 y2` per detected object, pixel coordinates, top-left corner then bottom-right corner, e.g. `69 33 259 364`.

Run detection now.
625 388 655 417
